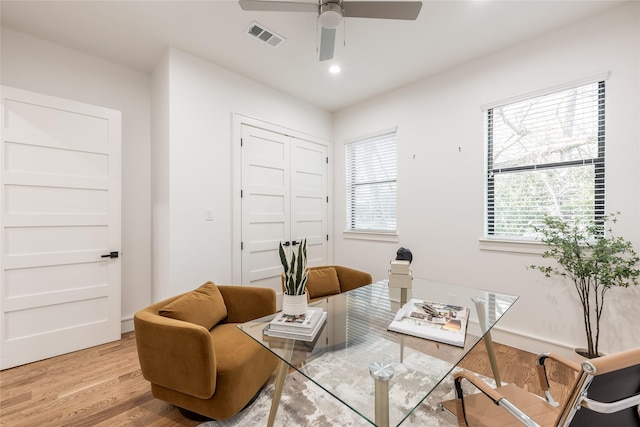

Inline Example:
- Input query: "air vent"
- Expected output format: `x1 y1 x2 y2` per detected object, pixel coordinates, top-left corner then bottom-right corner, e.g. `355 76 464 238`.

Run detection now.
246 22 285 48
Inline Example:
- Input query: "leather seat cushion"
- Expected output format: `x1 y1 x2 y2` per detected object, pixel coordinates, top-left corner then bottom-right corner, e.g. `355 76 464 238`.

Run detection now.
442 383 561 426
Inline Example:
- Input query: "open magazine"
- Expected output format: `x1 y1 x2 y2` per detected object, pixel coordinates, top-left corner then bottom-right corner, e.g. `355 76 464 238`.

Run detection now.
388 298 469 347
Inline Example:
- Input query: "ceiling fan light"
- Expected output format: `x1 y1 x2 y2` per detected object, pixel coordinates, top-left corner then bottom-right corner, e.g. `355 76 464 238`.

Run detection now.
319 2 343 28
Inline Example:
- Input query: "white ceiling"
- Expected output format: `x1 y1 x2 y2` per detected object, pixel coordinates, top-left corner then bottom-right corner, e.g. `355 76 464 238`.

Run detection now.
0 0 626 112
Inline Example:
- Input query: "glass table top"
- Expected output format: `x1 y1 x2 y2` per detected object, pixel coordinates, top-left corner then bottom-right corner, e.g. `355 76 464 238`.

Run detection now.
239 278 518 426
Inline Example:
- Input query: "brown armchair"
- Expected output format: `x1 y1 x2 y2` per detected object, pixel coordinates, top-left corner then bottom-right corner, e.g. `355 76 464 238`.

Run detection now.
134 282 278 420
282 265 372 303
442 346 640 426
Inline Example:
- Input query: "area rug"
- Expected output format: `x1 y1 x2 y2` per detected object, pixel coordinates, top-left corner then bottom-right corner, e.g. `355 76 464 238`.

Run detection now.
198 340 493 427
198 374 457 427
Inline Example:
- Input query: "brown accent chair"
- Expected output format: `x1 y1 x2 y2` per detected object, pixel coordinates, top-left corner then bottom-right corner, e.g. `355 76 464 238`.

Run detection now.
282 265 372 303
134 281 278 420
442 346 640 426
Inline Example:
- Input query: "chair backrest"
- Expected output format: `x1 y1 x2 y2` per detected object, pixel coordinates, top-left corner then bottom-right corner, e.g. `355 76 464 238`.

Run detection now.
560 347 640 427
281 265 372 301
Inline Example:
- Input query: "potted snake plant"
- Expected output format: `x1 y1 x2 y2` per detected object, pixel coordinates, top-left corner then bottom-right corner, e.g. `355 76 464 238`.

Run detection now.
279 238 309 315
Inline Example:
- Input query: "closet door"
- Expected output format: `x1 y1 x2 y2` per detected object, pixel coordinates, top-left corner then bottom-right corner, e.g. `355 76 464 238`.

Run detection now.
240 124 328 301
241 125 291 294
290 138 328 266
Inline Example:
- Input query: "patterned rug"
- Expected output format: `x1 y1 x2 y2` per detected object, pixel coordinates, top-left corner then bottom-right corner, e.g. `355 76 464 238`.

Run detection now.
197 371 464 427
198 342 493 427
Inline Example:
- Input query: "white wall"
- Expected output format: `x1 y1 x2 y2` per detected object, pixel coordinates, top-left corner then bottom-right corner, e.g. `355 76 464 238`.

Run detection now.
332 2 640 356
0 28 152 333
150 51 171 307
151 48 332 300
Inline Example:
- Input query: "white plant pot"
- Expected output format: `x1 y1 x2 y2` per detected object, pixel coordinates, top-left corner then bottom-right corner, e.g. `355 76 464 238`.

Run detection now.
282 293 308 316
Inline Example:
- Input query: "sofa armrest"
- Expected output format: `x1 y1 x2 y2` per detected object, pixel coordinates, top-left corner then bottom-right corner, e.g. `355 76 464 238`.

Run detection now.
134 308 216 399
218 285 277 323
333 265 372 293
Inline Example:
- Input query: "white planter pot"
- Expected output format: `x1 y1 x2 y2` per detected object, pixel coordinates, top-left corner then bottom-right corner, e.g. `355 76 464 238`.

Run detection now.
282 293 308 316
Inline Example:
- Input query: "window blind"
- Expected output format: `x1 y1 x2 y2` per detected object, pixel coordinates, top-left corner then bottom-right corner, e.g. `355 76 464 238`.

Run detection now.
486 81 605 238
346 130 397 233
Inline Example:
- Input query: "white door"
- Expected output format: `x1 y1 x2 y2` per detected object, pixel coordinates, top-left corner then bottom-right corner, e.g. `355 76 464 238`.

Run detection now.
291 138 328 266
0 86 121 369
240 124 328 301
241 124 291 294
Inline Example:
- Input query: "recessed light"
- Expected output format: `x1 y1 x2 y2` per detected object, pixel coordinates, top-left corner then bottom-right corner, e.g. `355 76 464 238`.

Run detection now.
329 65 341 74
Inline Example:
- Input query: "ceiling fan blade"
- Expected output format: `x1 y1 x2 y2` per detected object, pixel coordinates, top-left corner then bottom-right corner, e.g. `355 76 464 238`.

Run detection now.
239 0 318 13
342 1 422 20
319 27 336 61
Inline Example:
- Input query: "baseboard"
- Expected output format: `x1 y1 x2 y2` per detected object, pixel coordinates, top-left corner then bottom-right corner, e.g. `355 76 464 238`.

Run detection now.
487 326 576 359
388 294 575 359
121 316 134 334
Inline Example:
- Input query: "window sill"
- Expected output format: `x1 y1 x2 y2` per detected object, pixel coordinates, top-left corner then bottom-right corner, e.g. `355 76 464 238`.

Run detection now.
343 230 399 242
478 237 547 255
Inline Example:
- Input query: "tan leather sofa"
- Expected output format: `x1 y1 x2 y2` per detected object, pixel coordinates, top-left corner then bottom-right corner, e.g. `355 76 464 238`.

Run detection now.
282 265 372 303
134 281 278 420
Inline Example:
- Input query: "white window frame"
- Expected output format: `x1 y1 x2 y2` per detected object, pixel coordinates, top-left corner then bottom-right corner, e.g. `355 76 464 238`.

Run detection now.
483 77 607 243
344 129 398 242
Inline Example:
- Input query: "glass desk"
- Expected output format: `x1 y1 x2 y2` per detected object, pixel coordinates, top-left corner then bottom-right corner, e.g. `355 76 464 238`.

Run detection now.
239 279 518 427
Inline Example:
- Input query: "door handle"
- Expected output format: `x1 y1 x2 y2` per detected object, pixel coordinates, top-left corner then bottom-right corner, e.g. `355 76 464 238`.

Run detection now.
282 241 291 247
101 251 119 259
291 240 299 246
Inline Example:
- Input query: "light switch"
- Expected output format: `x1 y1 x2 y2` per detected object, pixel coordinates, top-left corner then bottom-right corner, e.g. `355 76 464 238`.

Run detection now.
205 208 214 221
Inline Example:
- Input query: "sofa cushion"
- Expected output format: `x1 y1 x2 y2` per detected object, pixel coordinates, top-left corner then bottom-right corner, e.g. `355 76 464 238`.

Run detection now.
159 281 227 330
306 267 341 299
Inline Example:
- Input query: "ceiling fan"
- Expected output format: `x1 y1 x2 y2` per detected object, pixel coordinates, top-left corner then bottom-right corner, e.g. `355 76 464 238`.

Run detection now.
239 0 422 61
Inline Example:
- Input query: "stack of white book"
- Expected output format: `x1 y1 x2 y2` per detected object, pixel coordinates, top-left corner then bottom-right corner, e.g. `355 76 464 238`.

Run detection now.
263 307 327 341
388 260 413 288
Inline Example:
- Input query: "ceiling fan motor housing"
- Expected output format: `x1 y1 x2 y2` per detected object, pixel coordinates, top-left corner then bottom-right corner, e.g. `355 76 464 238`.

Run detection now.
319 1 343 28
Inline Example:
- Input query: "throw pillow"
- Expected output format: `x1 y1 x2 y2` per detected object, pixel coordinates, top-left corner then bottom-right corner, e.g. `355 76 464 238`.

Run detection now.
159 281 227 330
306 267 341 299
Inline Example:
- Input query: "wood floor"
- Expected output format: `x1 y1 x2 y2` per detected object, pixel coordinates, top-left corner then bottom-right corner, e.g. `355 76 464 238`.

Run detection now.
0 332 575 426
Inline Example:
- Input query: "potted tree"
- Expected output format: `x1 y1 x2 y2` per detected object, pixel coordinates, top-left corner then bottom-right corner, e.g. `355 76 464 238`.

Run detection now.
529 213 640 358
278 238 309 316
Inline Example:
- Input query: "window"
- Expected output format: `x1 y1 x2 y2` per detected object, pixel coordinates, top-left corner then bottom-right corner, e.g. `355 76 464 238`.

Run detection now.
486 81 605 238
346 130 397 234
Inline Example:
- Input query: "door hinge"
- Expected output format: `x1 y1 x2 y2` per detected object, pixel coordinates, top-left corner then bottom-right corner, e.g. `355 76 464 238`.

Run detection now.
326 234 329 241
326 156 328 164
241 189 243 198
241 242 244 250
326 196 329 203
240 138 243 147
